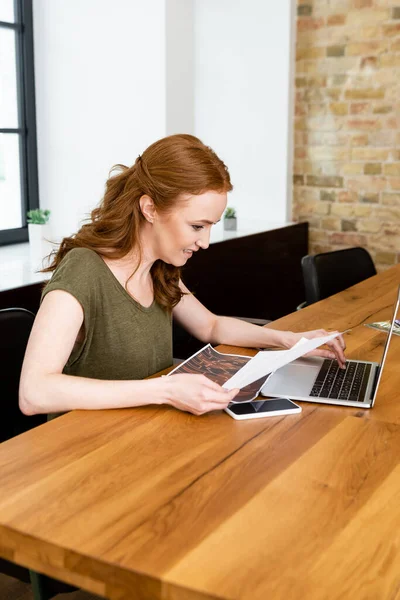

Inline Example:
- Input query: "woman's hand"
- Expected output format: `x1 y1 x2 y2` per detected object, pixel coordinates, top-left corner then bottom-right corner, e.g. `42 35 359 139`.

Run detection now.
281 329 347 369
165 374 240 415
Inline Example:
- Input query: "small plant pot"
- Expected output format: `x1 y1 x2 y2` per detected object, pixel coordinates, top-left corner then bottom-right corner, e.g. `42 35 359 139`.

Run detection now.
28 223 49 266
224 217 237 231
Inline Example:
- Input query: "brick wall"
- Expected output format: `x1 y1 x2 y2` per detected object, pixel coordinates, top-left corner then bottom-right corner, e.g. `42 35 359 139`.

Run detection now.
293 0 400 270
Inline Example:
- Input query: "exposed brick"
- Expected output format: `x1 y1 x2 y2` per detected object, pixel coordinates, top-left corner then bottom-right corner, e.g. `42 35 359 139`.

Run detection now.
364 163 382 175
358 220 382 233
295 147 307 159
321 218 341 230
374 206 400 220
350 134 369 146
309 229 328 243
297 17 325 33
347 9 391 26
307 75 328 87
372 104 393 114
350 103 370 115
306 175 344 187
344 88 385 100
325 89 342 100
347 41 388 56
353 0 373 7
295 77 307 88
320 190 336 202
388 177 400 190
295 103 307 117
359 26 382 39
315 202 331 215
330 232 368 245
351 148 389 161
329 102 348 115
295 117 306 131
330 75 347 86
307 146 349 161
382 193 400 205
338 191 358 202
327 14 346 26
342 163 364 175
393 7 400 19
308 104 327 117
296 47 326 61
370 131 395 147
297 4 313 16
360 57 379 71
392 39 400 52
327 45 346 57
380 54 400 68
375 252 397 265
383 23 400 37
346 119 380 131
360 193 380 203
355 205 373 217
384 163 400 176
348 177 386 192
342 219 357 232
293 175 304 185
331 204 355 217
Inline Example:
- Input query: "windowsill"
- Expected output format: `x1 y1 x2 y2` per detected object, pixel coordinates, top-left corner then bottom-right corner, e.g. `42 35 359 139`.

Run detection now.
0 242 51 293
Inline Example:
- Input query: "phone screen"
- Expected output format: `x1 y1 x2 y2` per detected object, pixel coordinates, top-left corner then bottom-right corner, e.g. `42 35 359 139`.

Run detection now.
228 398 298 415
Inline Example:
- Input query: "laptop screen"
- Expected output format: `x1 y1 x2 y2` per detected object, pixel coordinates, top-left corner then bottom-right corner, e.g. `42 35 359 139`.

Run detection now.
371 285 400 407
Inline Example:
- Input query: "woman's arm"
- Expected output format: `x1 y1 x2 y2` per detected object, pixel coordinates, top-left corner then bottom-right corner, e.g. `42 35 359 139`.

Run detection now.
173 282 346 366
19 290 238 416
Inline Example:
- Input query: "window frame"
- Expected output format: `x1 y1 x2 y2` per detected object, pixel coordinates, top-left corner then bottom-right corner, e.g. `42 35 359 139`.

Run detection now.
0 0 39 246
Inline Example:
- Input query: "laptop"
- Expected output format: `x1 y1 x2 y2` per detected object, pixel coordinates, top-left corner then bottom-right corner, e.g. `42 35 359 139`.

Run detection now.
261 285 400 409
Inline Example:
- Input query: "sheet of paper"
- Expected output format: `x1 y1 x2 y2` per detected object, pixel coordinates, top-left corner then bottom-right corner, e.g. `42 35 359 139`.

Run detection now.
223 331 343 390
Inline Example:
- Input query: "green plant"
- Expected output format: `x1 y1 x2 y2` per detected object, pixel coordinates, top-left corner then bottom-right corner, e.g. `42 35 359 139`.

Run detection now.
224 206 236 219
27 208 51 224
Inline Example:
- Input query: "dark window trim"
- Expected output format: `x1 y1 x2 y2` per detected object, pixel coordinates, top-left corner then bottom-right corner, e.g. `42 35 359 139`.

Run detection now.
0 0 39 246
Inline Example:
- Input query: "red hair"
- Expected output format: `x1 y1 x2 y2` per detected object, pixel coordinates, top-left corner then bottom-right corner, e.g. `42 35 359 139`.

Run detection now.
43 134 232 311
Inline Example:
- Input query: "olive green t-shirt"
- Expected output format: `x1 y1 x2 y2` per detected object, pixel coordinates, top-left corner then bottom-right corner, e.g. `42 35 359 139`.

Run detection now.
42 248 173 382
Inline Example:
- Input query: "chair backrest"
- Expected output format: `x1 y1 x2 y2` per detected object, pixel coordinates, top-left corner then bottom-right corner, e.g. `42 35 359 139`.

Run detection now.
301 247 377 306
0 308 46 443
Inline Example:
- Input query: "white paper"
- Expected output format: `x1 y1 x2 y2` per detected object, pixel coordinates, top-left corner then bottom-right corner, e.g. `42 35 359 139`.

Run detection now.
223 331 343 390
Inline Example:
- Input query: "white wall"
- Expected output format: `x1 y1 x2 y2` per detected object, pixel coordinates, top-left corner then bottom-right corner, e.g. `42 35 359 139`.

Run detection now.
33 0 295 240
194 0 296 227
33 0 166 240
166 0 194 135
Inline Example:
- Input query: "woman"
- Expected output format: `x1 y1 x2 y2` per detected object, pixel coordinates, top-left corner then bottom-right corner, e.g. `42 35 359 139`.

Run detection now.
19 134 345 417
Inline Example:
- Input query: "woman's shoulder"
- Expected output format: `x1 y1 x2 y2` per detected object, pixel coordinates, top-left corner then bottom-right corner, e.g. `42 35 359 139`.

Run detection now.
59 247 101 268
52 248 103 281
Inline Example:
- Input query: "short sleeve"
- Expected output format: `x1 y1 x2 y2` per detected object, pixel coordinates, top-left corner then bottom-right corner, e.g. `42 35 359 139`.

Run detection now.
41 248 99 326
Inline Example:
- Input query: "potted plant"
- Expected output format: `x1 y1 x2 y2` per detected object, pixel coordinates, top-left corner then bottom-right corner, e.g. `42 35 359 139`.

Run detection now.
27 208 51 265
224 206 237 231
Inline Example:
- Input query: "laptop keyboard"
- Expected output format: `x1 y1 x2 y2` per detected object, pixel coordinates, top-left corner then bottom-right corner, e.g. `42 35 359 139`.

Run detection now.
310 360 371 402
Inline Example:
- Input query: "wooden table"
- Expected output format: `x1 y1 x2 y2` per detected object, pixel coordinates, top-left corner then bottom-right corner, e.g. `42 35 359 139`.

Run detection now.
1 265 400 600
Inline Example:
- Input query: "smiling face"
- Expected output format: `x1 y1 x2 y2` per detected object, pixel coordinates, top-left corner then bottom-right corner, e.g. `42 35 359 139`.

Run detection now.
149 191 227 267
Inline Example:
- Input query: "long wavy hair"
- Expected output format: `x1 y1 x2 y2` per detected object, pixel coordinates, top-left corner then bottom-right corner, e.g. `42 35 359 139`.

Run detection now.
43 134 232 311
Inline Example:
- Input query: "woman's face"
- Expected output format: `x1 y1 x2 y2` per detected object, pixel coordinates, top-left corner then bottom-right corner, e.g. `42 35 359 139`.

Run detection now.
153 191 228 266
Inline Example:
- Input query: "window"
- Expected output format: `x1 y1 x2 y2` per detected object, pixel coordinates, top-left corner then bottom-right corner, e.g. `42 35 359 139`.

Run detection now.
0 0 38 245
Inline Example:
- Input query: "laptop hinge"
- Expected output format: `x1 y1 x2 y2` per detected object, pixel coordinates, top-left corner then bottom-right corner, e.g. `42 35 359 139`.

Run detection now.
370 365 381 400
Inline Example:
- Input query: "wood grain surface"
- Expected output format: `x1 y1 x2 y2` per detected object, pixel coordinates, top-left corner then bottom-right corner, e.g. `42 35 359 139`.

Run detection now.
1 265 400 600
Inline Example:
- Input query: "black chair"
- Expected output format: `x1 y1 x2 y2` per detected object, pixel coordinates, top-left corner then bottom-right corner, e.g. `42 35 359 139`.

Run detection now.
301 247 377 307
0 308 46 443
0 308 77 599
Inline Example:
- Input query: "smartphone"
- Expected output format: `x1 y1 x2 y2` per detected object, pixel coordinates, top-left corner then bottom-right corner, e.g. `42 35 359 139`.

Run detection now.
224 397 301 420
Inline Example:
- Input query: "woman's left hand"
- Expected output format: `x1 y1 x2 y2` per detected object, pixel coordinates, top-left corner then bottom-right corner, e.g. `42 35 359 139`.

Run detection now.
282 329 347 369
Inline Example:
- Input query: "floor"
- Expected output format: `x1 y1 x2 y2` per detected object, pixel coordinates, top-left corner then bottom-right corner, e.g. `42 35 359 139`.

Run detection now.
0 572 103 600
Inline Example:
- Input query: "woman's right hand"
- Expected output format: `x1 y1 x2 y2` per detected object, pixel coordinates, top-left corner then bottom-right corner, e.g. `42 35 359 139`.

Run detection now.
165 374 240 415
